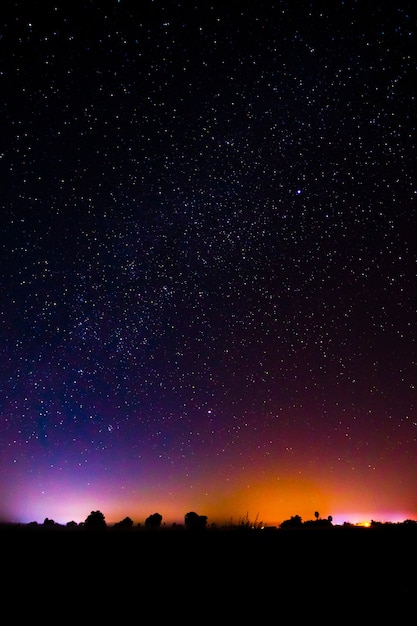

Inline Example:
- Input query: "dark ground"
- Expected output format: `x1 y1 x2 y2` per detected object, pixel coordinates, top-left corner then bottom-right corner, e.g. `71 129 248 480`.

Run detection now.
2 523 416 620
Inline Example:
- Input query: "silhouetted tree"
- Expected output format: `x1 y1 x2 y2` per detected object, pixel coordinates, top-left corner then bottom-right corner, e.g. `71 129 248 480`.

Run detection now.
304 515 333 528
84 510 107 530
145 512 163 530
280 515 303 529
66 520 78 528
314 511 319 521
43 517 55 526
114 516 134 530
184 511 208 531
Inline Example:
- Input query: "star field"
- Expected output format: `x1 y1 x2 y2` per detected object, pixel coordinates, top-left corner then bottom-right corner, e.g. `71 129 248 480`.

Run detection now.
0 1 416 525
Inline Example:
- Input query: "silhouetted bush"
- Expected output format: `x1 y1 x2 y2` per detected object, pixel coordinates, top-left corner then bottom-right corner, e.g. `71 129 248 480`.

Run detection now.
66 520 78 528
113 516 134 530
184 511 207 530
280 514 303 528
303 516 333 527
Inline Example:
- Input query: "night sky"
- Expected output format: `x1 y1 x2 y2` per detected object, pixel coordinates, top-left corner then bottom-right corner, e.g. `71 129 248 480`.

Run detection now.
1 1 416 527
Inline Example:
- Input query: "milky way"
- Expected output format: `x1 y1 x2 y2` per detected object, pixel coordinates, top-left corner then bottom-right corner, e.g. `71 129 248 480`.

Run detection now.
1 1 416 525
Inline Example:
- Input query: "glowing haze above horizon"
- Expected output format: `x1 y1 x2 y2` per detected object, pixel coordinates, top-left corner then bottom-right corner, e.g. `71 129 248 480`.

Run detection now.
1 1 416 528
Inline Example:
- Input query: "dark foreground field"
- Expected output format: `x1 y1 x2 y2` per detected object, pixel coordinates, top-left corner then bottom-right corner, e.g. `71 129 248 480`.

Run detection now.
2 523 416 619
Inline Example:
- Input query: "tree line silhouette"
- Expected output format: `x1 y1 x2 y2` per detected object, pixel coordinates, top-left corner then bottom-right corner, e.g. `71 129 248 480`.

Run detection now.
6 509 417 532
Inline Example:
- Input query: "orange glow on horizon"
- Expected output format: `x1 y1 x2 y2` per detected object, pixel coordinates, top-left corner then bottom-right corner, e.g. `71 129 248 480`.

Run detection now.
4 465 417 528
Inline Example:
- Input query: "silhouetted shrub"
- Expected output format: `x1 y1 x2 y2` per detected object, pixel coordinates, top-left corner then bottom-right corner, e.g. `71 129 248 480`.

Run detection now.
184 511 208 530
280 515 303 529
114 516 134 530
236 512 263 530
66 520 78 528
